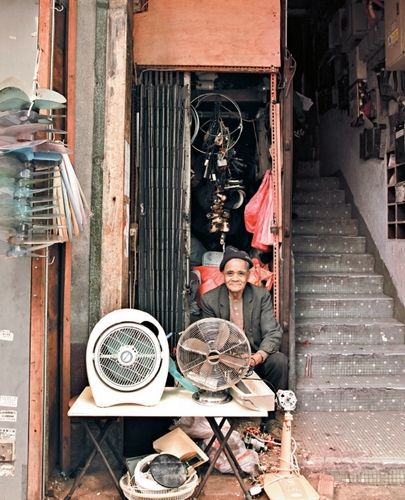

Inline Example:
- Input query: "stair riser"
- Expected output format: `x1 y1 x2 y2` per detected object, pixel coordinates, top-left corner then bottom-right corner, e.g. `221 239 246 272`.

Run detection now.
293 220 358 236
295 254 375 273
293 203 352 218
296 177 340 191
295 275 383 294
296 388 405 412
296 324 405 345
296 160 320 178
296 298 394 319
294 190 345 205
293 236 366 254
296 354 405 376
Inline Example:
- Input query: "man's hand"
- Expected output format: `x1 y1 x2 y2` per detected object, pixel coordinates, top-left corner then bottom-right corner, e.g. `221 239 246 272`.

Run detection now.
249 352 263 367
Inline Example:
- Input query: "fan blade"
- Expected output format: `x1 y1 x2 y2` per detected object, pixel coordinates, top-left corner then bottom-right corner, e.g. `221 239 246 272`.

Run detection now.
214 321 230 350
199 360 214 379
182 338 209 356
219 353 247 370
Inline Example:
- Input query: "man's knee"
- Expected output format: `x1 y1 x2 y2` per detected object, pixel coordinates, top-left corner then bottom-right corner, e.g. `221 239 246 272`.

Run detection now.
264 351 288 372
261 351 289 390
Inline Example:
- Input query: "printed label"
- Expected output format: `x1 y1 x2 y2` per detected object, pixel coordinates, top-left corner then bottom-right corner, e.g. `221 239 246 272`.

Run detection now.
0 330 13 342
0 411 17 423
0 396 17 408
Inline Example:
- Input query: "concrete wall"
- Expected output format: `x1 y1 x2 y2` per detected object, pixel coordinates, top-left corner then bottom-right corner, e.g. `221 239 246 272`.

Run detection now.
319 108 405 312
0 1 38 498
70 0 99 393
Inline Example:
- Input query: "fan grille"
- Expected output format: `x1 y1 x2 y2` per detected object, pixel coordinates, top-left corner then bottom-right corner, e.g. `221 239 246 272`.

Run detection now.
176 318 250 391
93 323 161 391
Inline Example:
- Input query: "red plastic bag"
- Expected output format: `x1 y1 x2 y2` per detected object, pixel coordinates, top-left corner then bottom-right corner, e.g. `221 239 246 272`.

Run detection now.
244 170 271 233
244 170 274 251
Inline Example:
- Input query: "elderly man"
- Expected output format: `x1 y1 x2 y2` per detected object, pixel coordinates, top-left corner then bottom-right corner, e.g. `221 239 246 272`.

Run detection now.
200 246 288 436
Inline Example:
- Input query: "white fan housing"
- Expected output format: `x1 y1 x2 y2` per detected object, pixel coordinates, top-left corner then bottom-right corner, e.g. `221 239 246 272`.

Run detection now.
86 308 169 407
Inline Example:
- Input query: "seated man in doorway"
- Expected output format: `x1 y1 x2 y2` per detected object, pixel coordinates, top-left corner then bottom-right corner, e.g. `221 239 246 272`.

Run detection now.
200 246 288 437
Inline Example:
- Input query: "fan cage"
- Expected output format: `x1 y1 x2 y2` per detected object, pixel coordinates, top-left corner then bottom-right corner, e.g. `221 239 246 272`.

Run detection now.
93 322 162 392
176 318 251 391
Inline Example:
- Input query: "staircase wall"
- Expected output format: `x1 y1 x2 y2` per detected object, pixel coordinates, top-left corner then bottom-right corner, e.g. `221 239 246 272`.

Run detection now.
318 108 405 314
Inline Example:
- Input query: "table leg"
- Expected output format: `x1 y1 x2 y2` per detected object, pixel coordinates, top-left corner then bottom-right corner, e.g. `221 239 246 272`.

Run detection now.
208 418 250 495
64 419 124 500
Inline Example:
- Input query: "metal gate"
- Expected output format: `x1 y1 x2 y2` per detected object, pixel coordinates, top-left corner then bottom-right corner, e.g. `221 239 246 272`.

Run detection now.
134 71 190 338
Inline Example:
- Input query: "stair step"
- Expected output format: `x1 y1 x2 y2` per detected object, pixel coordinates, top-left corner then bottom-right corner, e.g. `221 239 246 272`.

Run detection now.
293 189 345 205
293 203 352 219
293 235 366 253
293 218 358 236
296 375 405 412
293 411 405 484
296 344 405 376
295 253 374 273
296 160 320 178
295 317 405 345
295 272 383 294
296 176 340 191
296 294 394 319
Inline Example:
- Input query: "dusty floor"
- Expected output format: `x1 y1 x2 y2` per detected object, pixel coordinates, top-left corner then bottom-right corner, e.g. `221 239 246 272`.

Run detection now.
49 468 405 500
49 418 405 499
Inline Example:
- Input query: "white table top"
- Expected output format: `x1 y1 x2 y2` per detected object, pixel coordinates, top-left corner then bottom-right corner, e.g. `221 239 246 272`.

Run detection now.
68 386 267 418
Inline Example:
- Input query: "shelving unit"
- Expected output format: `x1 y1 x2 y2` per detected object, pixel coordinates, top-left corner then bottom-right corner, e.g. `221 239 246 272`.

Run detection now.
387 151 405 239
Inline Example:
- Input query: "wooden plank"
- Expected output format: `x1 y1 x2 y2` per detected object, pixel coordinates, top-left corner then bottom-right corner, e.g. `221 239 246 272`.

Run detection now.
27 1 52 498
133 0 280 70
100 0 131 316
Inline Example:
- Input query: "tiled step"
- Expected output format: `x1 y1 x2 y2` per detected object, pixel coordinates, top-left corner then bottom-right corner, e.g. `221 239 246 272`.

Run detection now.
293 189 345 205
293 218 358 236
295 272 384 294
293 235 366 253
296 344 405 377
296 160 320 178
296 375 405 412
293 203 352 219
295 253 375 273
295 317 405 345
296 176 340 191
294 411 405 484
296 294 394 319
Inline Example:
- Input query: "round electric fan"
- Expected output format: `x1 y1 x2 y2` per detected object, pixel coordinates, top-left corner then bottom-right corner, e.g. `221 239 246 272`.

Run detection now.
176 318 251 404
86 308 169 407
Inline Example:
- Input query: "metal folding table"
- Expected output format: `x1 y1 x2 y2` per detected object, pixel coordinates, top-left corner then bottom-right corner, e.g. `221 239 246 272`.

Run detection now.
66 386 267 499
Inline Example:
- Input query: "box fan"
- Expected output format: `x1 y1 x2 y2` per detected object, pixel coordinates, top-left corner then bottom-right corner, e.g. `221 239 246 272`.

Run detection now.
86 308 169 407
176 318 251 404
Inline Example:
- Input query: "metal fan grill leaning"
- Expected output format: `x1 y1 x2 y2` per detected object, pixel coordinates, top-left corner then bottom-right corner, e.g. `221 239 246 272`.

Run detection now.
176 318 251 404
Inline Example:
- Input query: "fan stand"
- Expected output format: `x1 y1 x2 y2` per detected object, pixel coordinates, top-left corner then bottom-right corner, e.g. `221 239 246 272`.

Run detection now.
263 411 320 500
192 389 232 405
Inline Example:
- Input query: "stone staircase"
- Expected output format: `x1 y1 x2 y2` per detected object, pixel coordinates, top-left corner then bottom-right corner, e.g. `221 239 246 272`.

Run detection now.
291 161 405 484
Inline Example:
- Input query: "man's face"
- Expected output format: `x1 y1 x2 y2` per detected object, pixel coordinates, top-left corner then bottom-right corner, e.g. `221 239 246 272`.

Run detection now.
223 258 249 295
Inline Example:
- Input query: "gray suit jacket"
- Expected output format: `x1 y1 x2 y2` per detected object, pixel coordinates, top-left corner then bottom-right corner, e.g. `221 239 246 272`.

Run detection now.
200 283 282 355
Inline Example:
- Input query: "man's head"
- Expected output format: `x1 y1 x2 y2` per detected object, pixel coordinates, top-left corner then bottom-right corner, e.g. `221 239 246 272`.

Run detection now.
219 247 253 296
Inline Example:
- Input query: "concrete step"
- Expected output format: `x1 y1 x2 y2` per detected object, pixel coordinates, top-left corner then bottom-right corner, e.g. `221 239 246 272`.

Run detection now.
296 294 394 319
296 344 405 377
296 176 340 191
295 253 375 273
295 272 384 294
296 374 405 412
293 235 366 254
296 160 320 178
293 218 358 236
295 317 405 345
294 411 405 484
293 203 352 219
293 189 345 205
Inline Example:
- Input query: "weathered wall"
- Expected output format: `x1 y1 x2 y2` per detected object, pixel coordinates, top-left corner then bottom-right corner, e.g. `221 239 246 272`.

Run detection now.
0 1 38 497
319 108 405 312
70 0 99 393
